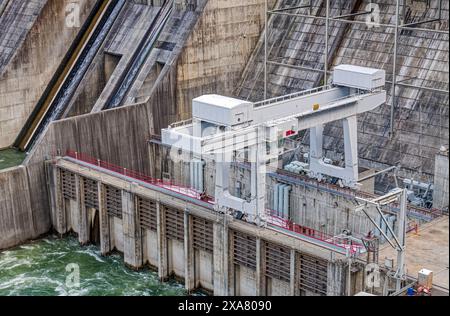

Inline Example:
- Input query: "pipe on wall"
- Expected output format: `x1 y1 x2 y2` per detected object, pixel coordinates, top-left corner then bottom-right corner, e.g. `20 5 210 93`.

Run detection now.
283 185 291 219
273 183 279 212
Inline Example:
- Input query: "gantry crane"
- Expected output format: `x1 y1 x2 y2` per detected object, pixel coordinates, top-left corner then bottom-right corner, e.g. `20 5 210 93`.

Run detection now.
162 64 387 226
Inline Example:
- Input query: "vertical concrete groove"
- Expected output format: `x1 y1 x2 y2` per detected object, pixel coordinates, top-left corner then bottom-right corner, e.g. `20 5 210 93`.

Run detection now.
98 182 111 255
157 201 168 280
184 209 195 292
77 175 89 245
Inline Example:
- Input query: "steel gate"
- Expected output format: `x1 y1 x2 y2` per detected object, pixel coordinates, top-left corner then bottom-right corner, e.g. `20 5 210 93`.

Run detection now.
192 217 213 253
164 206 184 242
264 241 290 283
232 231 257 270
61 169 76 200
298 253 328 296
83 177 98 209
105 185 122 219
138 196 157 231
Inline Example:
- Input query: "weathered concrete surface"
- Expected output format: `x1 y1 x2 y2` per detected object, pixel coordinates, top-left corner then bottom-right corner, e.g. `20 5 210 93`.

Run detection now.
111 217 124 252
143 229 158 267
195 249 214 291
0 0 46 75
0 0 97 149
237 0 358 100
122 189 143 268
0 165 48 250
168 239 185 277
433 152 449 210
235 265 257 296
268 278 290 296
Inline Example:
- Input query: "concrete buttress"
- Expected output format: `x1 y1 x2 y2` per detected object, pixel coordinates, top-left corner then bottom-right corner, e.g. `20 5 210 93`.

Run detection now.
213 219 229 296
122 189 143 269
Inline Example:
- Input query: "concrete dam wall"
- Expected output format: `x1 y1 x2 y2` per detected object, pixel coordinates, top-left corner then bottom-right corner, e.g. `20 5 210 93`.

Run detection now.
0 0 271 250
236 0 449 184
0 0 97 149
329 0 449 180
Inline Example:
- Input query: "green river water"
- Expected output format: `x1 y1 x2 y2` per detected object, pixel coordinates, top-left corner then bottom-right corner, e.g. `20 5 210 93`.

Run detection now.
0 236 187 296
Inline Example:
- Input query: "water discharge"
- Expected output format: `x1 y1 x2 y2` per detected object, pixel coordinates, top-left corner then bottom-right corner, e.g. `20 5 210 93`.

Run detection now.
0 236 187 296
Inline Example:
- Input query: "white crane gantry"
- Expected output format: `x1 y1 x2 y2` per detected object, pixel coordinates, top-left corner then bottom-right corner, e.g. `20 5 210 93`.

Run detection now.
162 65 387 226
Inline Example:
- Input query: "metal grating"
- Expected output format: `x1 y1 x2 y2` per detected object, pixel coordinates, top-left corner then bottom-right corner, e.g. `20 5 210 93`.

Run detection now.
138 196 157 231
298 253 328 296
264 242 290 283
83 177 98 209
105 185 122 219
165 206 184 242
61 169 76 200
192 217 213 253
232 231 257 270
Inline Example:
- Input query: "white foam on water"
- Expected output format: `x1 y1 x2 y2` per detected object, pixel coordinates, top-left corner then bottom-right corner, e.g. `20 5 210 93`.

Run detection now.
75 249 106 263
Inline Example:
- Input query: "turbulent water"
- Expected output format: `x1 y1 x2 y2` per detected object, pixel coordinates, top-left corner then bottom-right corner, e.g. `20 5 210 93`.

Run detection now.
0 236 187 296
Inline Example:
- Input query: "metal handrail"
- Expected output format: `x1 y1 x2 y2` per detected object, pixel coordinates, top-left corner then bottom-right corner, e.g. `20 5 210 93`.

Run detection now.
168 118 193 129
267 210 365 254
65 150 214 203
64 150 366 253
254 85 333 108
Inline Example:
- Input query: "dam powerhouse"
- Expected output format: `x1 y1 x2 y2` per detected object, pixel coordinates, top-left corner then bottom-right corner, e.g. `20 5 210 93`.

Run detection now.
0 0 448 297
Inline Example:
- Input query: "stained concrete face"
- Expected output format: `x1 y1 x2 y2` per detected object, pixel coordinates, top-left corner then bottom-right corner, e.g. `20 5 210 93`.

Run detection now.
112 217 124 253
168 239 185 278
0 0 97 148
235 265 258 296
268 278 291 296
143 229 159 267
195 249 214 291
0 0 46 74
0 166 34 249
433 152 449 210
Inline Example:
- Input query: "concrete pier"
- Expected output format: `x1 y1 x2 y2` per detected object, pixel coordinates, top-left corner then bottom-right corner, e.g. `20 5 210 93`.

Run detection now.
47 157 353 296
213 219 228 296
99 182 112 255
122 189 143 268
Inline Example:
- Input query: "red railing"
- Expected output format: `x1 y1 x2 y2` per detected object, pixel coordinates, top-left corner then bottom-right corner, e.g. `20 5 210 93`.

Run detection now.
266 210 365 254
407 222 419 234
65 150 214 203
65 150 364 254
